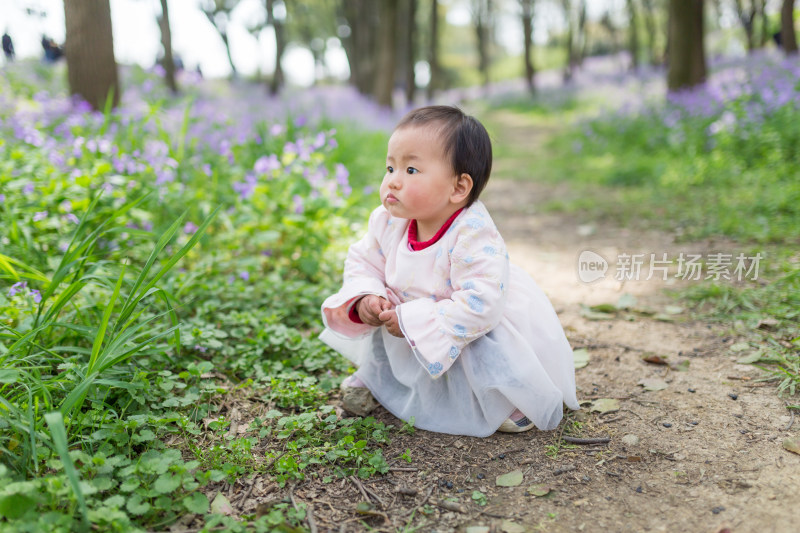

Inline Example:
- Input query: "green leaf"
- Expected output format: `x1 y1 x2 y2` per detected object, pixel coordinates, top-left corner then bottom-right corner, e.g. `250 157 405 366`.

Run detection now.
737 350 764 364
526 484 552 497
154 473 181 494
638 379 668 391
0 493 37 520
44 412 90 531
0 369 19 383
573 348 590 369
211 492 234 515
126 494 151 515
496 470 523 487
615 293 637 310
183 492 209 514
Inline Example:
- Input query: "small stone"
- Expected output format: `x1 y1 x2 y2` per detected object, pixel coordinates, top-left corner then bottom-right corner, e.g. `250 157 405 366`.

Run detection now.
728 393 738 400
635 486 643 493
688 388 696 393
498 453 506 459
690 421 699 426
446 481 453 489
476 473 485 480
663 422 672 428
621 434 639 446
739 430 748 435
712 506 725 514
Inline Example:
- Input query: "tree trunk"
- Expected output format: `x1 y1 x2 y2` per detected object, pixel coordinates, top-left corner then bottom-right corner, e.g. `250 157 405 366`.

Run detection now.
374 0 398 107
159 0 177 94
577 0 588 65
474 0 491 89
341 0 379 96
562 0 574 82
641 0 659 65
63 0 120 110
626 0 639 70
266 0 285 94
405 0 417 105
520 0 535 94
734 0 756 53
781 0 798 54
427 0 439 99
758 0 769 47
667 0 706 91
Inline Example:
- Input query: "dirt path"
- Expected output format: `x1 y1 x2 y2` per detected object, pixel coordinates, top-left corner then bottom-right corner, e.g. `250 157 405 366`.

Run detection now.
234 110 798 533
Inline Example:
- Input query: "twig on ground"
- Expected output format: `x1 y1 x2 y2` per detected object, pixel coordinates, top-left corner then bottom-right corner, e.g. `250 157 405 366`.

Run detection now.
395 486 418 496
553 464 576 475
306 504 318 533
350 475 386 507
349 475 371 502
237 480 256 507
430 498 467 513
388 466 419 472
562 436 611 445
478 509 513 519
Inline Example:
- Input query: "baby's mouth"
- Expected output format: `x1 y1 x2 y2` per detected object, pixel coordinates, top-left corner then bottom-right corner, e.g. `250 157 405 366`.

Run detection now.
384 193 399 205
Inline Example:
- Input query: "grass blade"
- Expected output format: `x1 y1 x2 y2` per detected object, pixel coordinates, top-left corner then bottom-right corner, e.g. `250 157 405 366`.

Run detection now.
44 412 89 532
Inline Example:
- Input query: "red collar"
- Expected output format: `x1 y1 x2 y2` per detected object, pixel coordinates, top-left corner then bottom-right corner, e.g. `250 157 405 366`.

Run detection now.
407 208 465 251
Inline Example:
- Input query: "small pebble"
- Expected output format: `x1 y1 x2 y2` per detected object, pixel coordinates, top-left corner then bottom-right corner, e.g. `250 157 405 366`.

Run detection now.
582 476 591 482
476 473 485 480
498 453 506 459
712 506 725 514
635 486 643 493
690 421 699 425
728 393 738 400
739 430 748 434
663 422 672 428
446 481 453 489
688 388 696 393
457 488 464 493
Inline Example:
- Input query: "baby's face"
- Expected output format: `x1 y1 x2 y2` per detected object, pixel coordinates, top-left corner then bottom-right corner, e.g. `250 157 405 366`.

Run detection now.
380 125 461 233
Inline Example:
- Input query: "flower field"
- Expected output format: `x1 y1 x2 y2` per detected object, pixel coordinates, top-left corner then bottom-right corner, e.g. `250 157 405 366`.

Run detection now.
0 64 394 531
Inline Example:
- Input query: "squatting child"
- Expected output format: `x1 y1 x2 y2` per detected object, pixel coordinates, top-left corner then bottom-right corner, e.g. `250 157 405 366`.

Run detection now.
320 105 579 437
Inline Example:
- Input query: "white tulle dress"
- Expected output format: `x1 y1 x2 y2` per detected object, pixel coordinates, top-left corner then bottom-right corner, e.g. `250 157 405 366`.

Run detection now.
320 201 579 437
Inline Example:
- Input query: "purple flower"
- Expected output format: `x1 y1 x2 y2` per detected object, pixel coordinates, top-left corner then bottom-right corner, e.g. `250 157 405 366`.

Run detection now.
253 154 280 174
202 164 212 177
294 115 307 128
155 168 175 185
184 222 198 234
335 163 349 185
66 213 80 224
0 194 5 203
33 211 48 222
269 124 284 136
23 182 35 195
8 281 27 297
292 194 304 215
31 290 41 304
239 271 250 281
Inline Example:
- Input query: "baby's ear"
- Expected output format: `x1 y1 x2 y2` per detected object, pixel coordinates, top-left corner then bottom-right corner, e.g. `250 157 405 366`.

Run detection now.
452 173 473 203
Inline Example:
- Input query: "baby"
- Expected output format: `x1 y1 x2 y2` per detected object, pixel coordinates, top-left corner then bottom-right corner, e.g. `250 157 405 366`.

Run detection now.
320 105 579 437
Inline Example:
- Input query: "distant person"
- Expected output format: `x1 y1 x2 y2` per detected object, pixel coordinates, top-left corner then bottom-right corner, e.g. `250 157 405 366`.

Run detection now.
321 106 579 436
42 35 63 63
2 31 14 61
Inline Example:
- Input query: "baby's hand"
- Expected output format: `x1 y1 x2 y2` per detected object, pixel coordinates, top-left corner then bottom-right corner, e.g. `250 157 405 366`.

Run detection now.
356 295 391 327
378 309 404 338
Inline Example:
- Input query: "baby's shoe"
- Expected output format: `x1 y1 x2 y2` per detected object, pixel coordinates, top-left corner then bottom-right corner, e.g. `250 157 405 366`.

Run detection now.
340 375 378 417
497 409 534 433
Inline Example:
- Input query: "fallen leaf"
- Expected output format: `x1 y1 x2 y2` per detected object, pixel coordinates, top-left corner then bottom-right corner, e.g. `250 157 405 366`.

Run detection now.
737 350 763 364
664 305 684 315
526 484 552 497
783 438 800 455
756 318 779 331
356 501 375 514
211 493 233 515
638 379 668 391
671 360 691 372
615 293 637 310
653 313 677 322
642 354 668 365
496 470 524 487
573 349 590 369
589 303 618 313
590 398 620 414
581 305 614 320
465 527 490 533
500 520 526 533
729 342 751 352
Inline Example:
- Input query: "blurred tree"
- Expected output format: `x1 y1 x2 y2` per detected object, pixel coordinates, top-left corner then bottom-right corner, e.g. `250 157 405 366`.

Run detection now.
519 0 536 93
641 0 663 65
561 0 587 81
374 0 399 106
200 0 239 77
158 0 178 93
733 0 758 53
267 0 286 93
470 0 494 89
63 0 120 110
399 0 417 104
626 0 639 69
667 0 706 91
757 0 769 47
427 0 440 99
781 0 797 54
287 0 339 85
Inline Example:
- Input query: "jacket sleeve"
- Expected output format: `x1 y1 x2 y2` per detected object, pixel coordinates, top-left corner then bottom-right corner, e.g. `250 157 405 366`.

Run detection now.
321 206 390 338
396 215 509 378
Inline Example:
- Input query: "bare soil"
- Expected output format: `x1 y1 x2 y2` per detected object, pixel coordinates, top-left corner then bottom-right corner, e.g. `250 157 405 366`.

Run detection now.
188 110 799 533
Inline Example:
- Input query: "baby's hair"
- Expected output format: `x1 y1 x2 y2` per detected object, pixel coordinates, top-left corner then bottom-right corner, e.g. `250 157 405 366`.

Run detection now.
395 105 492 206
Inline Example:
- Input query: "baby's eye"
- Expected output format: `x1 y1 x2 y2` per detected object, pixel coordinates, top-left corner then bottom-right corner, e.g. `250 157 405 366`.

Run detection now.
406 167 419 174
386 166 394 173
